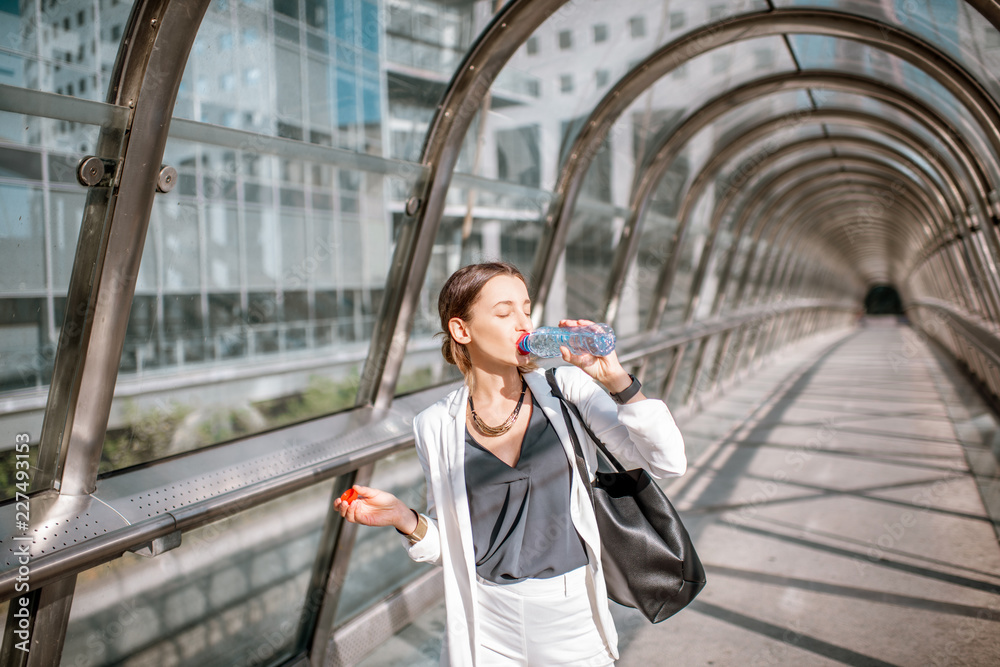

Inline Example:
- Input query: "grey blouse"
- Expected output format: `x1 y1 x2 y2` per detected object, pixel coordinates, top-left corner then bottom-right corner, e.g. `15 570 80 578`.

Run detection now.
464 396 589 583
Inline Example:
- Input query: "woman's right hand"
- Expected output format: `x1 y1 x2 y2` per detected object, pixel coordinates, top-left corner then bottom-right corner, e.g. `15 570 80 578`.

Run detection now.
333 485 419 534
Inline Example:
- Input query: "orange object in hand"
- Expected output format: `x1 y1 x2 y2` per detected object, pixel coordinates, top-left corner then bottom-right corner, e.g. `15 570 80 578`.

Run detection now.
340 488 358 505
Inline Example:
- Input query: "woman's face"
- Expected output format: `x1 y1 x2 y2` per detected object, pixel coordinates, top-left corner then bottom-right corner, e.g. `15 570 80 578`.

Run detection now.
452 274 533 370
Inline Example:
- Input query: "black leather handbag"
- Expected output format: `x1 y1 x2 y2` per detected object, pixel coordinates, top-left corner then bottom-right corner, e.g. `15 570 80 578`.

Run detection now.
546 369 706 623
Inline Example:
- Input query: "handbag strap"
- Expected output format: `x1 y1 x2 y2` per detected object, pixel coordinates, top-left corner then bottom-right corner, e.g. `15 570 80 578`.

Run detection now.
544 368 627 474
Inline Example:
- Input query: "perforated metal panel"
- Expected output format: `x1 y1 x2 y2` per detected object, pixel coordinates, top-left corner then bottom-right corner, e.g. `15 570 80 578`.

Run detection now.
0 387 441 598
0 493 127 570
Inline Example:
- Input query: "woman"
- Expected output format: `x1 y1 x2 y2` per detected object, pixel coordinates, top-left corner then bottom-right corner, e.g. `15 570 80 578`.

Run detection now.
334 262 686 666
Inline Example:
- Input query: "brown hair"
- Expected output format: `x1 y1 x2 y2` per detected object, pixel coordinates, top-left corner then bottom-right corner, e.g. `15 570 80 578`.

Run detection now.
437 262 532 381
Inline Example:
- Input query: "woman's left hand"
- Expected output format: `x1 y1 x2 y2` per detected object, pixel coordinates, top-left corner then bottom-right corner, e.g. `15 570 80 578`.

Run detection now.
558 318 633 394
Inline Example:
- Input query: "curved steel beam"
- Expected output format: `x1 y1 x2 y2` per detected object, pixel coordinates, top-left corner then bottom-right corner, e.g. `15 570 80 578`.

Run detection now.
965 1 1000 34
730 165 952 314
632 109 983 329
600 70 996 328
40 0 211 496
645 137 955 330
757 180 972 314
530 7 1000 322
649 162 939 392
359 0 569 407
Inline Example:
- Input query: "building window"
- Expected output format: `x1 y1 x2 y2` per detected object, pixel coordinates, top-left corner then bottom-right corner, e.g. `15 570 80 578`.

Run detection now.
526 79 540 97
712 52 731 74
709 5 727 21
63 17 70 30
67 83 74 96
559 30 572 50
526 36 538 55
79 78 86 93
754 48 775 70
111 25 122 41
594 24 608 43
77 10 85 26
629 16 645 38
670 11 685 30
595 69 610 87
560 73 573 93
220 73 235 91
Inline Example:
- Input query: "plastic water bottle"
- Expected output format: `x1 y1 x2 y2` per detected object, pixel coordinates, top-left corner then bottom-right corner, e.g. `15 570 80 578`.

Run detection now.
517 323 616 358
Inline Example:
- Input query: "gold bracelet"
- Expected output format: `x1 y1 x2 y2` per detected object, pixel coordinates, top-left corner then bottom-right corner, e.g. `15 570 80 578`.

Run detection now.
398 509 427 544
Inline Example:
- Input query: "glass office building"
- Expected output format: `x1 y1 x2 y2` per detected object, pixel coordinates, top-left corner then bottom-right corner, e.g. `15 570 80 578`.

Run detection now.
1 0 999 664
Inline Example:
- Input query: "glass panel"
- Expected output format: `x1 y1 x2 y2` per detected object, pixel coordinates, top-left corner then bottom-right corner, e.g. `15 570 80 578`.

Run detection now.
103 137 407 469
667 340 699 406
334 449 430 626
3 0 133 96
643 348 676 401
628 36 796 164
659 190 714 328
821 122 944 187
1 0 132 497
400 180 550 395
787 34 999 182
60 481 336 666
810 91 973 194
686 332 721 403
104 0 446 468
721 236 752 311
497 0 770 191
776 0 1000 104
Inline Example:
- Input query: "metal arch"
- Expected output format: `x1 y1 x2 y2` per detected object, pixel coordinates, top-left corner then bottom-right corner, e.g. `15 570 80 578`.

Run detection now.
760 177 946 283
11 0 212 661
777 194 928 283
528 7 1000 322
769 160 1000 318
599 71 998 332
358 0 569 408
678 144 944 331
766 191 923 297
652 163 937 394
707 155 890 315
730 167 953 315
39 0 211 497
707 158 933 334
644 137 956 331
758 182 970 313
631 108 982 328
965 1 1000 34
721 151 959 296
773 193 981 316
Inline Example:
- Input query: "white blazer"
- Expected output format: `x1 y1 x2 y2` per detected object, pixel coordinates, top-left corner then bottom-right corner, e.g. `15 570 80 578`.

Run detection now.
401 365 687 666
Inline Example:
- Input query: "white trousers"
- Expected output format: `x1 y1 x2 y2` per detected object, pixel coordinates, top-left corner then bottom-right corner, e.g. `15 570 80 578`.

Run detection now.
475 566 616 666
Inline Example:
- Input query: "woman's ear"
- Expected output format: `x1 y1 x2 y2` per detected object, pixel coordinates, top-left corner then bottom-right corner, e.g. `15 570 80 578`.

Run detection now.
448 317 471 344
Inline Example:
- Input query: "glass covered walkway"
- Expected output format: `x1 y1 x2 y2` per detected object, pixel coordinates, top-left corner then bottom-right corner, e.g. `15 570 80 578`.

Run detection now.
1 1 999 665
359 320 1000 665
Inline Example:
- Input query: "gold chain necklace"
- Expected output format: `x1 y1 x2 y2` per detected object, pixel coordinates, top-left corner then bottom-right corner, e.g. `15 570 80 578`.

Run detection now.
468 376 527 437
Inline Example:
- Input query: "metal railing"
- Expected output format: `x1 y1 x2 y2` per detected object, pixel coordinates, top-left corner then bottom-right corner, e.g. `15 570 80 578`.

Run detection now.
0 300 853 604
908 298 1000 400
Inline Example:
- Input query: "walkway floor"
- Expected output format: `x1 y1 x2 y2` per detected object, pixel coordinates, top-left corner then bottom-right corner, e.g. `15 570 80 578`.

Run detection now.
360 318 1000 666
